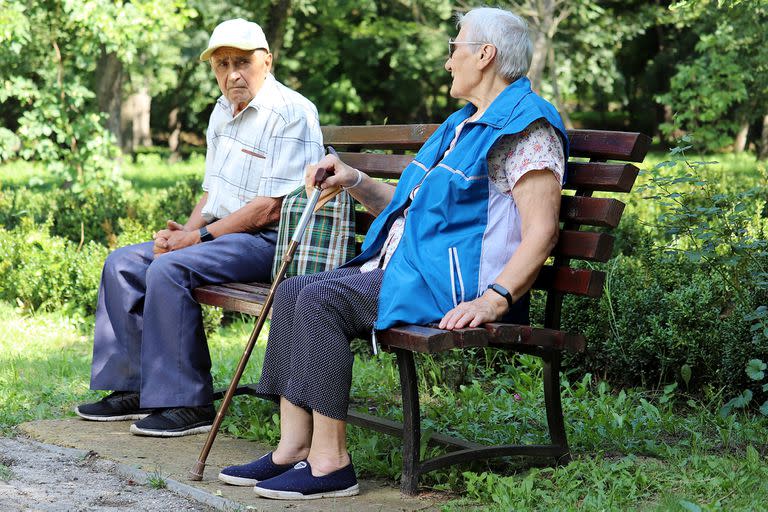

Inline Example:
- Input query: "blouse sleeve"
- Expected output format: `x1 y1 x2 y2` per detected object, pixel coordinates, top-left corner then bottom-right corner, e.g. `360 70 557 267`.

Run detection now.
487 119 565 196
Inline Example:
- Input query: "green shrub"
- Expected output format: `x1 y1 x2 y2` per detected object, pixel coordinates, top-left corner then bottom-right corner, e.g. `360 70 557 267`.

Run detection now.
0 218 107 313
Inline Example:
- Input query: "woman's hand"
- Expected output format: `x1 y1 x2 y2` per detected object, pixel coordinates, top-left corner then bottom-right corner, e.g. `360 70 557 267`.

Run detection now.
438 290 509 330
304 155 361 191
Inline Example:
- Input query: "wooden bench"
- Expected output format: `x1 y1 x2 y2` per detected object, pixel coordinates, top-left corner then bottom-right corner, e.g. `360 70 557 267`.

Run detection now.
195 124 651 495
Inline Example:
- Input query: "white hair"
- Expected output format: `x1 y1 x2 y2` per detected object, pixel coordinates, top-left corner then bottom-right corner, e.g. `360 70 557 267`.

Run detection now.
456 7 532 82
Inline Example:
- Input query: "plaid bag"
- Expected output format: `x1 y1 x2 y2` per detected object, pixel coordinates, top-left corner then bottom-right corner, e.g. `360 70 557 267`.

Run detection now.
271 185 357 279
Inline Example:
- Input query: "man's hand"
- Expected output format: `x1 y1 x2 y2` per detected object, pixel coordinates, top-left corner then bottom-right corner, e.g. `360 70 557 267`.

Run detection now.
153 219 198 258
438 290 509 330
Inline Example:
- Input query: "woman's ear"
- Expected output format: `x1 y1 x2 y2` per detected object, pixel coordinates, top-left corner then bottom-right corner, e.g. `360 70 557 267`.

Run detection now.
475 44 497 72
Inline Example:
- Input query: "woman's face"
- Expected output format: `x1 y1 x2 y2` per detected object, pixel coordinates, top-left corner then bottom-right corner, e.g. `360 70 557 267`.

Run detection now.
444 26 482 100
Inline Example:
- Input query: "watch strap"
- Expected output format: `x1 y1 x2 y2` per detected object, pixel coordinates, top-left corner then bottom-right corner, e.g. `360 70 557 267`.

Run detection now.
487 283 514 308
199 226 214 242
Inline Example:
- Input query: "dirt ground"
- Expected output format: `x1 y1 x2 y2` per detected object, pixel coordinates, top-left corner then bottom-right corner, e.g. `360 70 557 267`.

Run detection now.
0 437 216 512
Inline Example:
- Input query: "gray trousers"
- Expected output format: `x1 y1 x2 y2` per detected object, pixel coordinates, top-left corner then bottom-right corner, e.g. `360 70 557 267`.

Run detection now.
89 231 277 408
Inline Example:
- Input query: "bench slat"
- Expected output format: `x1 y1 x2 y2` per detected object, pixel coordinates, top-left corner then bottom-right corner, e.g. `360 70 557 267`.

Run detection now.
567 130 651 163
560 196 625 228
377 325 487 353
534 266 605 297
564 163 639 193
483 323 586 352
193 285 268 316
554 231 615 262
338 152 414 180
322 125 438 150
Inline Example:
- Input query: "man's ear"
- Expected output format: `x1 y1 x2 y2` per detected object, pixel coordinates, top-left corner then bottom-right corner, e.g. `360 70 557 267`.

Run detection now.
475 44 497 72
264 52 274 71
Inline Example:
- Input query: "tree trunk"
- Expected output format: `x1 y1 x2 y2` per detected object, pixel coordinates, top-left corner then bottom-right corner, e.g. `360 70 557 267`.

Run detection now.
733 120 749 153
760 114 768 161
95 48 124 151
265 0 292 67
130 85 152 148
527 17 551 92
168 107 182 163
547 43 572 129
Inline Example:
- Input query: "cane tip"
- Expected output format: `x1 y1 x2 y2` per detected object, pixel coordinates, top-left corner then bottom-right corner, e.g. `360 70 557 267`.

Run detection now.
188 461 205 481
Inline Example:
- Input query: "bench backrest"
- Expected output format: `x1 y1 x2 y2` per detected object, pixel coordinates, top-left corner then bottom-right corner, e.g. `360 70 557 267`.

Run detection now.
322 125 651 349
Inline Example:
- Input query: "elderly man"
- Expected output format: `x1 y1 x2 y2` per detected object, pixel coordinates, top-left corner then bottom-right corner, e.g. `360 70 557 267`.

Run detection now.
75 19 323 437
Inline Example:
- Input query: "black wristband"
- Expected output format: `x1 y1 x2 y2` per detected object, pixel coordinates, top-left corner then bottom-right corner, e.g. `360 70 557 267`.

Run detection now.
198 226 214 242
487 283 514 309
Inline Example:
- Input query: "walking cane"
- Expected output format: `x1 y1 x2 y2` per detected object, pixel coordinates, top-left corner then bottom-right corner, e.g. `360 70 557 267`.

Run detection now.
189 159 341 481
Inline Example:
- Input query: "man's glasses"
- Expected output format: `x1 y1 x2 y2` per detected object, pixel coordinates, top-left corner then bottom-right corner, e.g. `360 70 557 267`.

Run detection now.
448 38 488 58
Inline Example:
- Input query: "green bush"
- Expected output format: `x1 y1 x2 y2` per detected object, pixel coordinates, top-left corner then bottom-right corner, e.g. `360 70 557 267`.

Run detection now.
561 252 768 396
0 218 107 314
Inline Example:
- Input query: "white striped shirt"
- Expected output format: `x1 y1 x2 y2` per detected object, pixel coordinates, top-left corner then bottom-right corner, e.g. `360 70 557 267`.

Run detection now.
202 73 323 222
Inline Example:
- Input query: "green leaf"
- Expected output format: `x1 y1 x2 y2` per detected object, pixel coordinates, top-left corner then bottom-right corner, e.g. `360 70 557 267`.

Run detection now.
679 499 702 512
760 400 768 417
680 364 692 386
746 359 766 381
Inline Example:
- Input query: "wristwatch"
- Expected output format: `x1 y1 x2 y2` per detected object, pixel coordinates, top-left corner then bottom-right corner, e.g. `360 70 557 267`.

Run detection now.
198 226 215 242
487 283 514 309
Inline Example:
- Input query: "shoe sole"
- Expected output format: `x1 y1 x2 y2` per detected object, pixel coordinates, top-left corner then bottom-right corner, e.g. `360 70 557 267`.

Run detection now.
75 408 150 422
218 473 260 486
253 484 360 500
129 424 212 437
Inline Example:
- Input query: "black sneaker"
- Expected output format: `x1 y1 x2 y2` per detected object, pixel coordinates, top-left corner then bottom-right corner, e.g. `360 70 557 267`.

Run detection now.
75 391 153 422
129 405 215 437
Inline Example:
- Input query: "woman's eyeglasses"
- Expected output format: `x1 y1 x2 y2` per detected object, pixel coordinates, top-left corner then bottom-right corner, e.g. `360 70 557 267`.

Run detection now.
448 38 488 58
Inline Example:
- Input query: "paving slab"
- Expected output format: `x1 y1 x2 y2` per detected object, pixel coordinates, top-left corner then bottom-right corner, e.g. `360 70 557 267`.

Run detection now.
18 419 444 511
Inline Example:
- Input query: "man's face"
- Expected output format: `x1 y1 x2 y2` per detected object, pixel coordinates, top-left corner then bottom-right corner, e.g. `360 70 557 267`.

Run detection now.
210 47 272 112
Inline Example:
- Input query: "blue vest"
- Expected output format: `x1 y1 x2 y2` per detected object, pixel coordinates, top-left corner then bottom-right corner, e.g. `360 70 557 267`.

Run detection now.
346 78 569 330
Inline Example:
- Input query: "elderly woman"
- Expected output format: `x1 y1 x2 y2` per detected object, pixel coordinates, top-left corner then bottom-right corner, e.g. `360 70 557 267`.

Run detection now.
219 7 568 499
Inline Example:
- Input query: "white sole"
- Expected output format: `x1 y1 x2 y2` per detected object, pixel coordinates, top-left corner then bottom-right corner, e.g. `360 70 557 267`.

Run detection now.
75 408 150 422
129 424 212 437
218 473 259 486
253 484 360 500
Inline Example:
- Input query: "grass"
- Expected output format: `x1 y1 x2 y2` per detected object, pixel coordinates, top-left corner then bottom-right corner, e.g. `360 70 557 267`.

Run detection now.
0 463 13 481
146 468 168 490
1 304 766 510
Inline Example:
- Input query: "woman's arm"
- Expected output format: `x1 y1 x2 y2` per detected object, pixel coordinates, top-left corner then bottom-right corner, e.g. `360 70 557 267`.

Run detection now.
308 155 395 216
438 169 561 329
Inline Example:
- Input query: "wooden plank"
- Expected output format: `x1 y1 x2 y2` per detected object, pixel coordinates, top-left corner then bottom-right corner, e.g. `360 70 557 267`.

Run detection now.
484 323 586 352
193 285 266 316
217 282 270 295
533 266 606 297
560 196 625 228
554 231 615 262
338 152 414 180
567 130 651 163
322 125 438 150
564 162 639 193
323 125 649 162
377 325 487 353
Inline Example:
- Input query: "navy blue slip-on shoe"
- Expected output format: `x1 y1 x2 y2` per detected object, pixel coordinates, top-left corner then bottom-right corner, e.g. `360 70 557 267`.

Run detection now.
218 452 294 486
253 460 359 500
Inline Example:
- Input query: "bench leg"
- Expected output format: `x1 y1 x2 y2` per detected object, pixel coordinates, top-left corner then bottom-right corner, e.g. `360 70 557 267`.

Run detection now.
396 348 421 495
542 351 571 465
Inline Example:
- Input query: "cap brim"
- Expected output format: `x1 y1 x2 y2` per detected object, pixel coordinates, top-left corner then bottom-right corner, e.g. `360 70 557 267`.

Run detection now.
199 43 269 61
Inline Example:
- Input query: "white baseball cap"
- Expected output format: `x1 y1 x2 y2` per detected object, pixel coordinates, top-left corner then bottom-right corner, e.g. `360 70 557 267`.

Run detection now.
199 19 270 61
